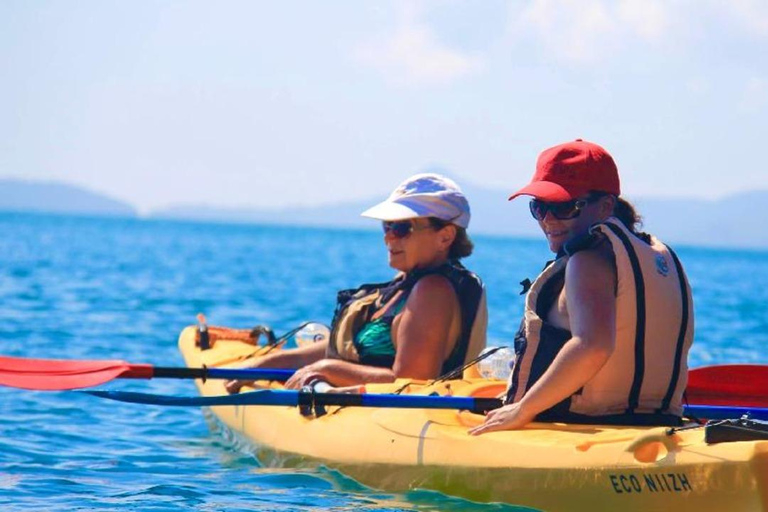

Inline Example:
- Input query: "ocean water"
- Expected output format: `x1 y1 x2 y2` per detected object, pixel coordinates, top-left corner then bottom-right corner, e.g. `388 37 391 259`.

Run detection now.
1 212 767 511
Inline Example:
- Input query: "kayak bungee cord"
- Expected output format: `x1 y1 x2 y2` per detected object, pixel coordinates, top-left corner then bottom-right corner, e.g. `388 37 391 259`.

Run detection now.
431 346 508 384
384 346 510 398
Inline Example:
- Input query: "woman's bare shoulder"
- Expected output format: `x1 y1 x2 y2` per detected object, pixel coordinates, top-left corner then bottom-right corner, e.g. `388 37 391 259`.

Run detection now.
405 273 457 309
411 273 455 294
567 244 617 291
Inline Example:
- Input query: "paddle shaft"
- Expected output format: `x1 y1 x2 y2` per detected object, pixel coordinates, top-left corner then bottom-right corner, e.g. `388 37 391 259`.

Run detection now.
85 388 768 421
86 388 505 413
125 365 296 382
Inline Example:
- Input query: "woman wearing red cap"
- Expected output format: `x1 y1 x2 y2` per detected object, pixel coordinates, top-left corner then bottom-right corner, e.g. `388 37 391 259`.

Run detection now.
471 140 694 434
226 173 487 393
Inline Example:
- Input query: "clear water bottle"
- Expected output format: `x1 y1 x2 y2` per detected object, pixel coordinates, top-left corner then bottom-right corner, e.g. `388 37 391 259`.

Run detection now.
294 322 331 348
476 346 515 380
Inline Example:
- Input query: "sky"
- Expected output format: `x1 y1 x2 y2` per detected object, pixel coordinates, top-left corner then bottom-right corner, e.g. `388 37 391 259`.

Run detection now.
1 1 766 214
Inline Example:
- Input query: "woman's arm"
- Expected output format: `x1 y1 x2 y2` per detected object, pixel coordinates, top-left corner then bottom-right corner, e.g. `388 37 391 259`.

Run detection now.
224 340 328 393
283 358 395 389
470 248 617 434
392 273 460 379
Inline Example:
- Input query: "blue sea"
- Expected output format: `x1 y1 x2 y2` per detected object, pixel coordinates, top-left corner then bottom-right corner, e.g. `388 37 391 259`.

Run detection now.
2 212 767 511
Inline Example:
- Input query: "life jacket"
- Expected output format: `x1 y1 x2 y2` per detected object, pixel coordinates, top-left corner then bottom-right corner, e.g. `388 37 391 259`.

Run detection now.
326 261 487 376
507 217 694 421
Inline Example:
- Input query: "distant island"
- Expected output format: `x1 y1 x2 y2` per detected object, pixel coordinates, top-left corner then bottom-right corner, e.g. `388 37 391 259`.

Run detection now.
3 178 767 249
0 179 137 217
153 183 768 250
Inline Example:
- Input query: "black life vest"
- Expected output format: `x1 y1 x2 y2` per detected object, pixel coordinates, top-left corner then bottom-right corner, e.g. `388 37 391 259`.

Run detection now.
326 261 487 376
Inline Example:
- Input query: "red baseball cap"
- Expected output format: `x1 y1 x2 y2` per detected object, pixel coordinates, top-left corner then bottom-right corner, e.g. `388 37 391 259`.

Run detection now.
509 139 621 202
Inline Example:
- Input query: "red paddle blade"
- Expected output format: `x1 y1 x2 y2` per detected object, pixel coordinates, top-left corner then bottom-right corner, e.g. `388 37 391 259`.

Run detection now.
0 356 148 390
687 364 768 407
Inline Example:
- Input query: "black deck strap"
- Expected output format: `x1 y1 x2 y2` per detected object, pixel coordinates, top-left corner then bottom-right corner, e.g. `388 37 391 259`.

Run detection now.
604 222 646 414
659 247 690 414
537 409 682 427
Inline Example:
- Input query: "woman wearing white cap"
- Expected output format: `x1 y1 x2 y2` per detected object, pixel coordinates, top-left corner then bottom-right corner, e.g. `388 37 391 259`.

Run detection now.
226 173 487 392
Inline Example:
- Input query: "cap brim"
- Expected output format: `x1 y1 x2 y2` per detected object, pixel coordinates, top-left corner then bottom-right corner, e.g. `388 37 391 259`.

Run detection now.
360 201 424 222
508 181 584 202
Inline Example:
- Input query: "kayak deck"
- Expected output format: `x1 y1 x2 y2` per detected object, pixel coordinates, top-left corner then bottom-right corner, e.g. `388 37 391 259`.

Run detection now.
179 326 768 511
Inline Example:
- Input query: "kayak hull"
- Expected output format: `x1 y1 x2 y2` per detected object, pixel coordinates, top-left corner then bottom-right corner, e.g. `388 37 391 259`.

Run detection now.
179 327 768 511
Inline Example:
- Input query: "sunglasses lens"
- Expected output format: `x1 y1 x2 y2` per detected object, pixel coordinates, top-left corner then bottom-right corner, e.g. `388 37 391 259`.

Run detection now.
529 199 583 220
383 221 413 238
550 202 580 219
529 200 547 220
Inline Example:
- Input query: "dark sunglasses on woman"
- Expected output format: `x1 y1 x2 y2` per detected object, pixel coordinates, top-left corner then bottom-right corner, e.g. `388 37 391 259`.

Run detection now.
382 220 419 238
529 194 603 221
382 218 453 238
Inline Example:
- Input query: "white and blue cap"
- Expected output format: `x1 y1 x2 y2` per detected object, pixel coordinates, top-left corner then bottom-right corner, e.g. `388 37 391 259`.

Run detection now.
360 173 470 229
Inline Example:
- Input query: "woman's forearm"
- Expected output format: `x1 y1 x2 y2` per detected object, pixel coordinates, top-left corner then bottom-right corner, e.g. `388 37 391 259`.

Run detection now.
518 335 612 415
315 359 396 387
252 340 328 369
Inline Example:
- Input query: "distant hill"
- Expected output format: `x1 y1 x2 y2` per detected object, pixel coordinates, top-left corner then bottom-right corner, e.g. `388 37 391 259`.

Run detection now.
0 179 137 217
632 192 768 249
5 177 766 249
151 183 768 249
150 180 534 233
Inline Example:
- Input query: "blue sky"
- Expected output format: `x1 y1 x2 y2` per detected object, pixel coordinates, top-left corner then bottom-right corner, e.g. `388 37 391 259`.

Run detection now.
1 1 766 213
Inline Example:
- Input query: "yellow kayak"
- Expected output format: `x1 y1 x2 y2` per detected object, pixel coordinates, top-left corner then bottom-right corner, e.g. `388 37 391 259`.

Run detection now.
178 326 768 511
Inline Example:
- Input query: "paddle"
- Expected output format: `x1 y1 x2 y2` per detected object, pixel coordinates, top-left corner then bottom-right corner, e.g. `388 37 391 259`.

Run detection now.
686 365 768 407
0 356 295 390
3 355 768 405
83 388 768 421
84 388 504 413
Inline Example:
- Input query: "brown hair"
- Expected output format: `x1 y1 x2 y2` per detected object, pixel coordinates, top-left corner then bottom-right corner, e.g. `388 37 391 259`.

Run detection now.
428 218 474 259
590 192 650 242
612 197 643 235
587 192 641 232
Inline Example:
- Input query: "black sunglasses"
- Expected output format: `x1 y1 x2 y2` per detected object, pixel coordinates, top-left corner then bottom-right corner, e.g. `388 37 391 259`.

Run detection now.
382 220 417 238
382 220 441 239
529 195 601 221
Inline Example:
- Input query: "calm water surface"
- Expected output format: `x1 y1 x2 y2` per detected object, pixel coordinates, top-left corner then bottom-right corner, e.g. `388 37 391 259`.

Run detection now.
1 212 767 511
